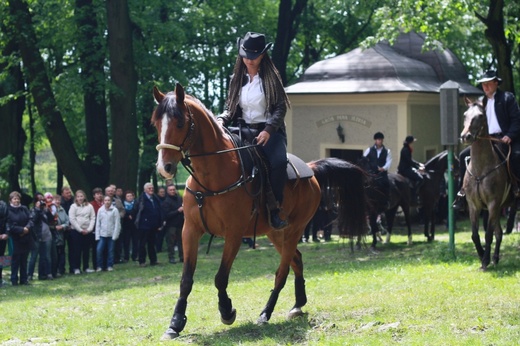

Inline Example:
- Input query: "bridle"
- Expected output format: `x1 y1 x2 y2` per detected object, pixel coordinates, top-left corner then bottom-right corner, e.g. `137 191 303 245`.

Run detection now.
155 102 195 160
154 98 261 245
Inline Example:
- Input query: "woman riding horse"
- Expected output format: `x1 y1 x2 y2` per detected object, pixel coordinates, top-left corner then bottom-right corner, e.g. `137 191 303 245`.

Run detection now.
217 32 289 229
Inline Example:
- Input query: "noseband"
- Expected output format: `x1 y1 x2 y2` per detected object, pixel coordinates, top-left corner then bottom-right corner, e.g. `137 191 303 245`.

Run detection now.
155 102 195 158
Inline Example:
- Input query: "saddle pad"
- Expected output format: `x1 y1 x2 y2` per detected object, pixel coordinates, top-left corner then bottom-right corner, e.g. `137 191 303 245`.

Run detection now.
287 153 313 180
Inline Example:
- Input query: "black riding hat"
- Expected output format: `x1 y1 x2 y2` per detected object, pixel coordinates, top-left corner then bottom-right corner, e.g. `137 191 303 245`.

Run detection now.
237 32 273 60
477 70 502 85
373 132 384 140
404 135 416 144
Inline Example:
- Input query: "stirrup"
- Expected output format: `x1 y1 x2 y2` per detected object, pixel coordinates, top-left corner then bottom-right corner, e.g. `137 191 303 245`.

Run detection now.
269 209 288 230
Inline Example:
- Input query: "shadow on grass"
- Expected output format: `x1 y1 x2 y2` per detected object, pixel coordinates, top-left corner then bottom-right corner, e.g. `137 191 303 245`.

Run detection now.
179 315 311 345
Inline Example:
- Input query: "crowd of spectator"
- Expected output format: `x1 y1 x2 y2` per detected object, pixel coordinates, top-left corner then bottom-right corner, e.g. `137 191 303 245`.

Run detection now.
0 183 185 287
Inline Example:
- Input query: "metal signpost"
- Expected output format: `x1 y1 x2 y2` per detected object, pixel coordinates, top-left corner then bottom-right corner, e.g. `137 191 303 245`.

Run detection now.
440 81 460 256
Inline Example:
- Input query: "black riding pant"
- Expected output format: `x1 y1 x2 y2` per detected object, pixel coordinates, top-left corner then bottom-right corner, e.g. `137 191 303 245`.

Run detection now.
257 129 287 205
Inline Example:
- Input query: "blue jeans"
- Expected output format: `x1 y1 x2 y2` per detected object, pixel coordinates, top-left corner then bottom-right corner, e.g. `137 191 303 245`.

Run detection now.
96 237 114 269
28 239 52 279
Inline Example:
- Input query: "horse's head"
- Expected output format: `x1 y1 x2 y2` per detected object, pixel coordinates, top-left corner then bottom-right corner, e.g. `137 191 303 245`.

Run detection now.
460 97 487 144
152 83 193 179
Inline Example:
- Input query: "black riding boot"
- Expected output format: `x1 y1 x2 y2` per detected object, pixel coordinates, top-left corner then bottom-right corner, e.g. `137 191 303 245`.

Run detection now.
270 209 288 230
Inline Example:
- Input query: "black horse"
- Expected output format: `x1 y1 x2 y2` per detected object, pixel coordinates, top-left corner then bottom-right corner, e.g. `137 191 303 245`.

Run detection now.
358 157 413 248
418 150 458 242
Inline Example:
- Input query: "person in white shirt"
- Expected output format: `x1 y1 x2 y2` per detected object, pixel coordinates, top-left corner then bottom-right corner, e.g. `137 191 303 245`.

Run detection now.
363 132 392 204
217 32 290 230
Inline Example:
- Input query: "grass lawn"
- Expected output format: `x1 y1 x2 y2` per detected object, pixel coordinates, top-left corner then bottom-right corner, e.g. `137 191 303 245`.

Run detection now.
1 217 520 345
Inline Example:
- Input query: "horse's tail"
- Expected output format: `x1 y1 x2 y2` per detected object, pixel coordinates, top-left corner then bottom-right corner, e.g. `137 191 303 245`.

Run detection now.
309 157 368 238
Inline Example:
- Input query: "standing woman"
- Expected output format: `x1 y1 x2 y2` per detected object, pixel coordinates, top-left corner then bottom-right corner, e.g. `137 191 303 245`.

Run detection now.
5 191 33 286
217 32 290 229
68 190 96 274
0 190 8 285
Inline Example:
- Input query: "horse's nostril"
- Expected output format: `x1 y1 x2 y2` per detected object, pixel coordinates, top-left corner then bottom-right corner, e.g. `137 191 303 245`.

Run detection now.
164 163 172 173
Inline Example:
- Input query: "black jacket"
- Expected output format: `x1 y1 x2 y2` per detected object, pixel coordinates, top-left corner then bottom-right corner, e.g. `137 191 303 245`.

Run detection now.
134 193 164 231
483 89 520 141
6 205 33 254
162 194 184 228
398 144 420 175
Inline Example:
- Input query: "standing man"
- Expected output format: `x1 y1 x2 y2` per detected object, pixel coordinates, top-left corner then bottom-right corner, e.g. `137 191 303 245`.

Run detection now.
453 70 520 210
363 132 392 204
161 184 184 264
134 183 163 267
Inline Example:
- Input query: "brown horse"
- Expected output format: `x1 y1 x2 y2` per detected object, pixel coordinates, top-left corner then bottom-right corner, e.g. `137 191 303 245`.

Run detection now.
152 84 367 339
460 97 512 270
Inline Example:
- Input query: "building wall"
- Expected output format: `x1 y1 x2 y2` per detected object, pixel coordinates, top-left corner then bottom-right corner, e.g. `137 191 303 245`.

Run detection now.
287 92 445 170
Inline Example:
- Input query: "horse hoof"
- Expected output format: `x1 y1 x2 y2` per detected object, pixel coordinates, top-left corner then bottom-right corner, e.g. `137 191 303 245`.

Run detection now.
257 313 269 325
160 328 180 340
221 308 236 325
287 307 304 319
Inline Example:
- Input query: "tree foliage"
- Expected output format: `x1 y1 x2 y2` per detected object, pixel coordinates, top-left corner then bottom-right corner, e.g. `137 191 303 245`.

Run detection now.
0 0 517 198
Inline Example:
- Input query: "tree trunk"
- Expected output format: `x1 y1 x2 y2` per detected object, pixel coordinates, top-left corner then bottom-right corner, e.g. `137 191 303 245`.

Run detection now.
272 0 308 86
0 36 25 196
106 0 139 192
75 0 111 189
7 0 91 193
476 0 514 94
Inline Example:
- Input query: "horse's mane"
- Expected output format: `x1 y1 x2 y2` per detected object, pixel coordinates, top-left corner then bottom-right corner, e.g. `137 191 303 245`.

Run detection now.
153 91 222 132
424 150 447 169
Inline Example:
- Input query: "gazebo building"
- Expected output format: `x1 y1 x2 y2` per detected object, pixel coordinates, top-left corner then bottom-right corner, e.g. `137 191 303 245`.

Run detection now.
285 31 482 168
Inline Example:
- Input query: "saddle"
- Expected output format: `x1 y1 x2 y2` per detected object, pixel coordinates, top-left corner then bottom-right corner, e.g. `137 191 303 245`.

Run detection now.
227 125 314 181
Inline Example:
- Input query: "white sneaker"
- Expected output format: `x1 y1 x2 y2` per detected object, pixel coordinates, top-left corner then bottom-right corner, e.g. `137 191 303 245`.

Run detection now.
96 267 102 272
107 267 113 272
74 269 80 275
85 268 95 273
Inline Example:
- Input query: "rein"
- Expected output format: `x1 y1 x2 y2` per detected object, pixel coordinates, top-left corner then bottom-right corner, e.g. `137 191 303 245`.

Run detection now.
466 135 512 201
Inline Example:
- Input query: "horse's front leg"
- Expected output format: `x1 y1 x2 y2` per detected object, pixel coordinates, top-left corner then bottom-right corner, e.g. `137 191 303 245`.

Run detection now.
258 231 295 324
215 235 242 325
487 209 503 266
469 208 484 262
493 223 503 265
162 228 202 340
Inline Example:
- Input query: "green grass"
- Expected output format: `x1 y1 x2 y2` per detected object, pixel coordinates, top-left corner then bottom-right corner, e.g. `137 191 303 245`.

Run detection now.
2 219 520 345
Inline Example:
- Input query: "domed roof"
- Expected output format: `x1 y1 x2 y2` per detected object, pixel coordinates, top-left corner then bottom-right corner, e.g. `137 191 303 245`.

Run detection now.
286 32 482 95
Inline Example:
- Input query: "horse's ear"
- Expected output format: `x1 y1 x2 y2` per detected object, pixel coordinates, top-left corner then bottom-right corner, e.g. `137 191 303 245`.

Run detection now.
153 86 165 104
464 96 473 107
174 83 185 103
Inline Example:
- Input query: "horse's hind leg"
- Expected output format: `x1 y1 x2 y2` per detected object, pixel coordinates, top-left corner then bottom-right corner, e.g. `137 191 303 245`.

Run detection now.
215 236 242 325
493 224 503 265
288 249 307 319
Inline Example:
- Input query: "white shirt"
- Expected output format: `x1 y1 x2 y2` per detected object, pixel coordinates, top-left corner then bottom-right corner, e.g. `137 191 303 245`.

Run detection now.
240 74 267 124
486 93 502 134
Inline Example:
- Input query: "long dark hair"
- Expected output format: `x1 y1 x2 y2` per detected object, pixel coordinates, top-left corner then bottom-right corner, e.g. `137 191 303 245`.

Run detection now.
225 53 290 117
